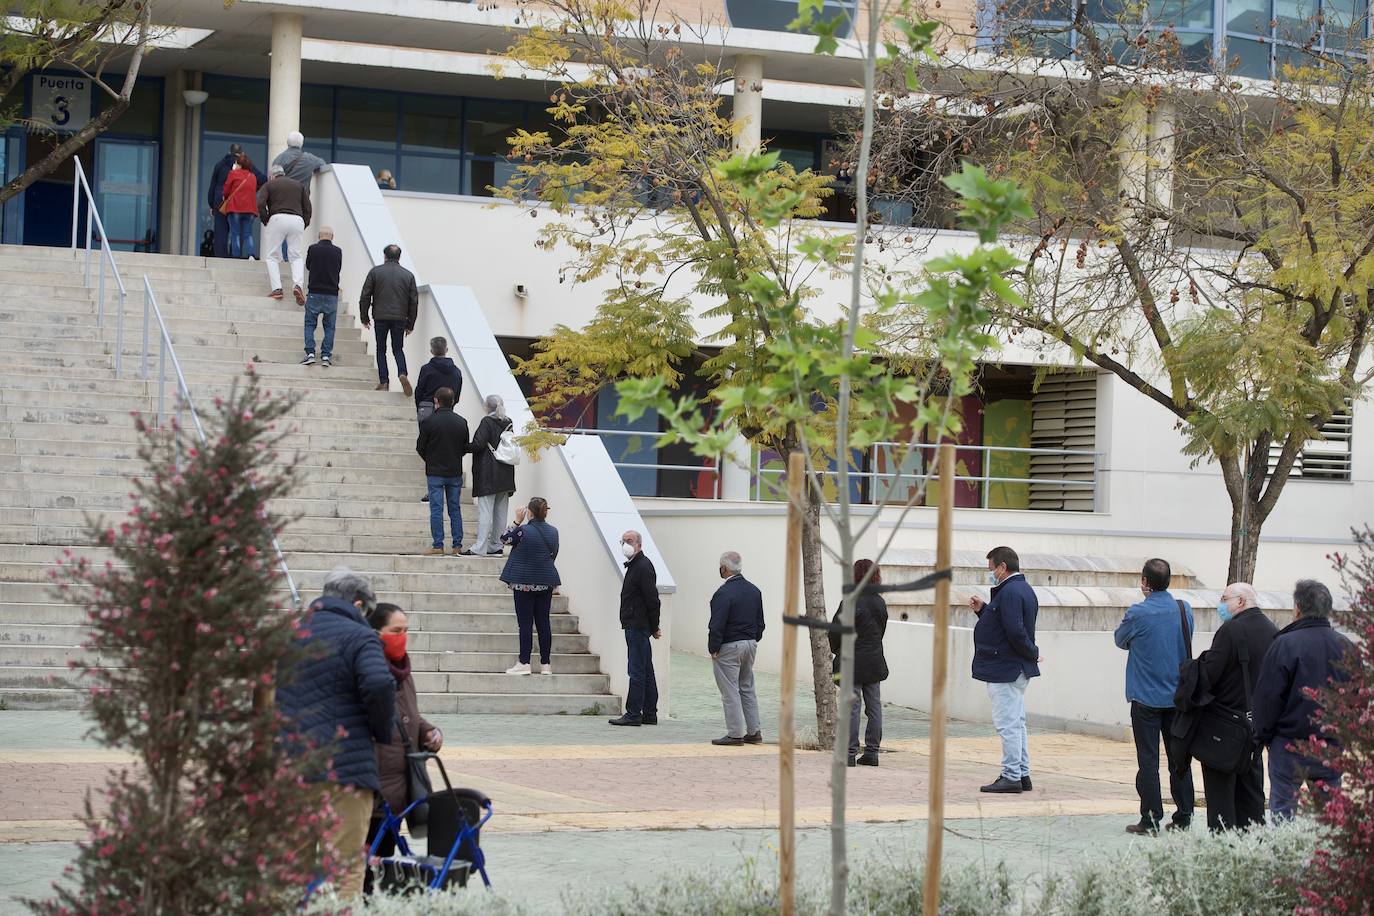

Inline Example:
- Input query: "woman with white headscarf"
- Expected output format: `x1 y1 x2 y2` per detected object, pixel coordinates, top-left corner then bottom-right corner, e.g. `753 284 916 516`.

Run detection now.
462 394 516 556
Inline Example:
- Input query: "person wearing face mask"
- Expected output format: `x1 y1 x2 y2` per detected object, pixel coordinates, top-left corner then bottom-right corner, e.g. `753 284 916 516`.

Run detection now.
968 546 1041 794
1196 582 1278 831
1113 558 1196 834
609 530 663 727
363 602 442 895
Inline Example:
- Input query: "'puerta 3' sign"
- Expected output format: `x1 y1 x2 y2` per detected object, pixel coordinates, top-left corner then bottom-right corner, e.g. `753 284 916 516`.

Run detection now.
33 74 92 133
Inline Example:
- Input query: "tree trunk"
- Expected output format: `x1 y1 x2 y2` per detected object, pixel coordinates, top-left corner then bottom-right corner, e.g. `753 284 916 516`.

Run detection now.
1226 508 1261 585
800 482 835 748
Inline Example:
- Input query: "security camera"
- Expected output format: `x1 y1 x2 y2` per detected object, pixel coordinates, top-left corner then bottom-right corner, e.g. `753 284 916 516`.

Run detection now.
514 284 528 299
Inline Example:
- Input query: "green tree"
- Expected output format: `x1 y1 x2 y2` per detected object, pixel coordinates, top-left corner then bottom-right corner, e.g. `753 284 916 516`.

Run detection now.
861 14 1374 583
1 0 155 205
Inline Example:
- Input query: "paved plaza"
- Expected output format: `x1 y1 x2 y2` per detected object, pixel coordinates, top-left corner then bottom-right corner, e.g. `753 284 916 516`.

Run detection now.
1 652 1168 913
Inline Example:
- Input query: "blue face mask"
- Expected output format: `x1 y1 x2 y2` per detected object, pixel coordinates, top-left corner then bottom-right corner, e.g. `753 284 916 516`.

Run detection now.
987 570 1000 586
1217 599 1232 622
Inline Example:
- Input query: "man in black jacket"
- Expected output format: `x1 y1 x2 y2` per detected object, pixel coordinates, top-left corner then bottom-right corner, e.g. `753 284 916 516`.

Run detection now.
359 244 419 394
1200 582 1279 830
609 530 662 727
413 337 464 503
708 551 765 746
207 143 243 258
1252 579 1353 820
276 566 394 899
415 387 469 555
301 227 342 367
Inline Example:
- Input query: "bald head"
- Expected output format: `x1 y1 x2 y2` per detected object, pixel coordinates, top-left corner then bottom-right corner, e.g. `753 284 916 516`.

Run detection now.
317 226 333 240
1219 582 1260 620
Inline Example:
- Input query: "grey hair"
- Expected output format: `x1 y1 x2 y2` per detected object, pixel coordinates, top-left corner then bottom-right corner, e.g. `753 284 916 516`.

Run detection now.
321 566 376 613
1294 579 1333 618
484 394 506 419
720 551 742 574
287 130 304 148
430 336 448 356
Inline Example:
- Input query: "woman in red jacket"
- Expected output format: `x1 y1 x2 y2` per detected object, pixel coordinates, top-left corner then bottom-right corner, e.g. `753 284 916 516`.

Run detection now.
221 158 260 259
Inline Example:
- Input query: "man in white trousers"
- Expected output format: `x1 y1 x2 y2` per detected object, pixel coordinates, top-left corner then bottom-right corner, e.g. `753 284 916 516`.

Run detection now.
256 163 311 304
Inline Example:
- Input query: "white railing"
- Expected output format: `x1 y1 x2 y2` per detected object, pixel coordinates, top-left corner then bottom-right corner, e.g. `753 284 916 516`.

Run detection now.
70 158 301 609
542 427 723 499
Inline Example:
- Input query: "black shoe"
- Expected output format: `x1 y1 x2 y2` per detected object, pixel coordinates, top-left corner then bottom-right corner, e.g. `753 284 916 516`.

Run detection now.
485 549 504 556
980 776 1024 794
1165 820 1190 833
743 731 762 745
1021 776 1033 791
847 755 856 767
642 715 658 725
712 736 744 746
857 753 879 767
608 715 641 727
1125 821 1159 836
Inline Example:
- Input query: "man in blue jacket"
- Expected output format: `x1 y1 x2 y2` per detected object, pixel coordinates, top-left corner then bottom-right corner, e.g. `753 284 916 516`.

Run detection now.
969 546 1040 794
708 551 765 747
277 566 395 899
1114 557 1195 834
1252 579 1354 820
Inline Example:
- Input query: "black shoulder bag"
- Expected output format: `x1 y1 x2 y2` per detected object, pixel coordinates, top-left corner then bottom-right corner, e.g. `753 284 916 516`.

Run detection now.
1187 635 1255 774
395 715 434 836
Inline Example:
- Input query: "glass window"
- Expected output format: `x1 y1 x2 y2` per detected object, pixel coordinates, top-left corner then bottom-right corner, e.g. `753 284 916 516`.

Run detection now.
105 80 161 137
335 147 398 182
96 140 158 251
1226 36 1272 76
202 77 268 136
1275 43 1317 71
464 100 524 157
726 0 856 36
1174 32 1214 68
400 154 461 193
1226 0 1271 34
464 158 519 197
1085 0 1126 23
1322 0 1365 49
1274 0 1317 43
336 88 398 149
300 85 334 150
1147 0 1213 29
403 95 462 153
765 132 819 172
1008 0 1073 21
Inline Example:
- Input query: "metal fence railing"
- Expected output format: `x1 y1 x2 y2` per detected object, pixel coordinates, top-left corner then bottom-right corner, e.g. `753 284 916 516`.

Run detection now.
542 427 723 500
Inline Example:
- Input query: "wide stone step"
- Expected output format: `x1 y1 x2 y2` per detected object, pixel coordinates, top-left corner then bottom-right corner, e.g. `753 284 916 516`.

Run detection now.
0 584 556 615
3 406 437 440
11 438 430 469
0 375 423 408
414 671 609 694
416 692 621 716
417 651 602 674
0 488 478 524
0 688 85 710
0 506 477 538
0 388 419 422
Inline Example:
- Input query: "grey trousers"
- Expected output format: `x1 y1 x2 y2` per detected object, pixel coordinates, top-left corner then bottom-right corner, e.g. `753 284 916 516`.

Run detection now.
712 639 760 738
474 492 510 553
847 682 882 757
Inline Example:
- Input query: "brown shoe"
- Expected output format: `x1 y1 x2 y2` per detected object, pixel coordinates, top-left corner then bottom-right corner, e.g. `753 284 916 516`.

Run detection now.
399 375 413 396
375 382 389 391
268 289 284 300
293 285 306 306
423 547 445 556
1125 822 1159 836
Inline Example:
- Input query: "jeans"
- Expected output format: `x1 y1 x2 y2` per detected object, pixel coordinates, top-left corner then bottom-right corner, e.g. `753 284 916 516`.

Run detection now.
374 319 407 383
713 639 760 739
1268 740 1341 821
426 476 462 548
263 213 305 292
847 682 883 757
513 589 553 665
227 212 256 259
986 674 1030 779
304 293 337 357
474 492 510 554
624 628 658 720
1201 750 1266 831
1130 702 1194 827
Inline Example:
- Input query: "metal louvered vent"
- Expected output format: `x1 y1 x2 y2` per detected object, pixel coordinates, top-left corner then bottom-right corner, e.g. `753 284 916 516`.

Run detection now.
1029 373 1098 511
1271 402 1354 481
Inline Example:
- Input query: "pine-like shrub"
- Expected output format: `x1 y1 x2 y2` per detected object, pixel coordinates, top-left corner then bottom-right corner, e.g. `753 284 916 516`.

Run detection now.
1296 525 1374 916
29 371 337 915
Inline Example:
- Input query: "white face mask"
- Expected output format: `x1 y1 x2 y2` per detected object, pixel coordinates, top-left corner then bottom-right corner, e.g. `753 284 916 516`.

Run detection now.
621 542 637 559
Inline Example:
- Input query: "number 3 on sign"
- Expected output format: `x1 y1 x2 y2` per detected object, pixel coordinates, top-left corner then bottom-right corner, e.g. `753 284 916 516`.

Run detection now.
52 96 70 127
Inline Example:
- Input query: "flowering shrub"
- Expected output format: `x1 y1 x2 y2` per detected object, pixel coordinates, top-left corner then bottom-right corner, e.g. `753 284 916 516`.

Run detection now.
28 372 337 915
1295 525 1374 916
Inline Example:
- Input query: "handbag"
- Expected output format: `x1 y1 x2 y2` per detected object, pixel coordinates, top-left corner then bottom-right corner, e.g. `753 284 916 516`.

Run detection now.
490 423 522 466
1188 637 1256 774
395 714 433 836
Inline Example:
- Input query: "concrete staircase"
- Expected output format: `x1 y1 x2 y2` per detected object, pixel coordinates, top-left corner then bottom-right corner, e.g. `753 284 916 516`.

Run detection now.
0 244 621 716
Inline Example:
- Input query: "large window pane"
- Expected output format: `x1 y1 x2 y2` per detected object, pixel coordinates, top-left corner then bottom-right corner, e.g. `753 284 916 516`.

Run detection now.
1085 0 1127 23
1275 43 1318 72
403 95 462 153
464 158 519 197
300 85 334 150
336 88 397 149
1226 0 1271 34
335 147 398 184
400 154 461 193
764 132 819 172
1275 0 1317 43
1323 0 1365 49
1226 36 1272 76
202 77 267 136
96 140 158 251
1147 0 1213 29
464 100 523 157
726 0 856 36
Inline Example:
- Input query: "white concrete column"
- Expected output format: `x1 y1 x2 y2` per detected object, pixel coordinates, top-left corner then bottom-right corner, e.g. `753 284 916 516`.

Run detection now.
720 432 753 500
1118 95 1176 220
161 71 187 255
731 54 764 154
267 13 303 162
1147 100 1176 212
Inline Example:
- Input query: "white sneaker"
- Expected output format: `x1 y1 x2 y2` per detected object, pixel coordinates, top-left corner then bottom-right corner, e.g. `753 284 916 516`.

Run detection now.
505 663 531 676
540 664 552 675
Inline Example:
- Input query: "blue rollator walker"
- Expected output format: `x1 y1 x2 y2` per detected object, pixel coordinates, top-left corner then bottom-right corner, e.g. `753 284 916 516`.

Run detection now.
368 751 493 893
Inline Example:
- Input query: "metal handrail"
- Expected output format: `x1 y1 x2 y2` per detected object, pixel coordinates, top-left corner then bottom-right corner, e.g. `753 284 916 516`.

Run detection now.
543 426 723 499
69 159 300 609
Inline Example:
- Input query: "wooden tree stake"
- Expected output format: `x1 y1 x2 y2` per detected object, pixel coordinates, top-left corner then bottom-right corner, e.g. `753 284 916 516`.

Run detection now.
922 442 955 914
779 451 804 916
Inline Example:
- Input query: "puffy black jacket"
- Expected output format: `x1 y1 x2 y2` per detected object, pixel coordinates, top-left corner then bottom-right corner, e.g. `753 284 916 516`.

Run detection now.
414 357 463 409
277 597 396 792
620 551 661 631
1200 607 1278 713
1251 616 1353 746
972 573 1040 683
830 591 889 685
471 414 516 498
416 408 470 478
359 260 419 329
708 576 765 655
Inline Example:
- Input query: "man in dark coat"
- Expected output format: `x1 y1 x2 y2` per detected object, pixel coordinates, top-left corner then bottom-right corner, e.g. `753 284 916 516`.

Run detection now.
1252 578 1353 820
830 559 889 767
415 387 470 555
276 566 395 899
413 337 464 503
1199 581 1279 831
359 243 419 394
970 545 1040 794
463 394 516 556
207 143 244 259
708 551 766 747
610 530 662 727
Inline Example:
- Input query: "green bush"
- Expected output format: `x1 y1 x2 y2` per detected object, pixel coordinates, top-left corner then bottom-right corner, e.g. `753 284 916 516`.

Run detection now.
307 818 1319 915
